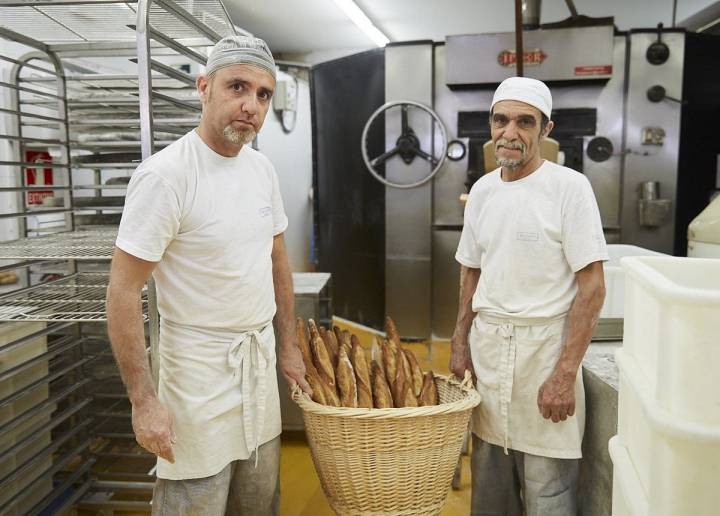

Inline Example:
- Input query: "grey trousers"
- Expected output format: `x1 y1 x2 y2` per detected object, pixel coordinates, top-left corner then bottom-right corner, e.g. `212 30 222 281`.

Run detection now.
471 435 578 516
151 436 280 516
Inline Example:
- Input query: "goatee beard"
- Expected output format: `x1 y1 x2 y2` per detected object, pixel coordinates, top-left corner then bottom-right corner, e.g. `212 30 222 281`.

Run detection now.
495 139 526 170
496 157 525 170
223 125 256 146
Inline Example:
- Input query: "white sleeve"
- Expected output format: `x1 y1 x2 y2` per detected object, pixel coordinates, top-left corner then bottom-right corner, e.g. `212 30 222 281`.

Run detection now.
116 169 181 262
561 178 609 272
270 167 289 236
455 195 483 268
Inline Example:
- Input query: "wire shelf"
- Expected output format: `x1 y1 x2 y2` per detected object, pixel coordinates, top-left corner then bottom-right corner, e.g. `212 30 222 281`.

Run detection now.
0 0 239 45
0 273 147 322
0 3 139 43
0 229 117 260
150 0 237 44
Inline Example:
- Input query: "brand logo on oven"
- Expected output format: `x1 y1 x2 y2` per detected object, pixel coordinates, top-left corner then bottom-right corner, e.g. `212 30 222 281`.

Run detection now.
497 49 547 67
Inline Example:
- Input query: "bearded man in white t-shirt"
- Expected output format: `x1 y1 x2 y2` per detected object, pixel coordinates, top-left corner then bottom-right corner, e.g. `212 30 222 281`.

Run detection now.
451 77 608 516
106 36 310 515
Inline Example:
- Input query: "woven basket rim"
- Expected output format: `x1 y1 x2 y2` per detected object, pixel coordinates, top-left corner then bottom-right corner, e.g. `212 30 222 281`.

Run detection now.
292 372 481 419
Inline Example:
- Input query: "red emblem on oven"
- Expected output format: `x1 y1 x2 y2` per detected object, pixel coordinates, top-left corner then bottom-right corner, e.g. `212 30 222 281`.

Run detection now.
498 49 547 67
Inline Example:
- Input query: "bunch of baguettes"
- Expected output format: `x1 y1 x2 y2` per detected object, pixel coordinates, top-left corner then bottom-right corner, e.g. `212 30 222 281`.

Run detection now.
297 316 439 408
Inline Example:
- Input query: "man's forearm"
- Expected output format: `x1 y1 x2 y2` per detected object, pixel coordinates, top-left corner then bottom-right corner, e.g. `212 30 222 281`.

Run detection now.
553 285 604 378
452 266 481 345
107 287 156 405
272 247 295 350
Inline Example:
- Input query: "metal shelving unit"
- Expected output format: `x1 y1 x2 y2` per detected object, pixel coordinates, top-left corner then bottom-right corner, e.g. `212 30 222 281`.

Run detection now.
0 273 148 323
0 229 116 260
0 0 243 513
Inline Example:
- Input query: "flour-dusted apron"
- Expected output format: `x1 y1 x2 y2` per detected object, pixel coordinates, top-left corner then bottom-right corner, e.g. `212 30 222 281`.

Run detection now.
156 319 282 480
469 314 585 459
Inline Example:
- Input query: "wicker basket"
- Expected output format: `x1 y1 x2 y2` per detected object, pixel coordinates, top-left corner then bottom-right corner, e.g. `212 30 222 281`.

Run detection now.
292 373 481 515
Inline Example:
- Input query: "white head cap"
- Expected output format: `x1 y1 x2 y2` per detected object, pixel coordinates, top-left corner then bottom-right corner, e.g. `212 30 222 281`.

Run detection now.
205 35 276 80
491 77 552 119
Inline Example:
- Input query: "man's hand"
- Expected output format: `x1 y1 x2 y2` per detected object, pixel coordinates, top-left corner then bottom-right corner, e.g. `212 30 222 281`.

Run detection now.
278 341 312 396
449 336 474 380
451 265 480 381
537 371 576 423
270 233 312 396
132 397 176 463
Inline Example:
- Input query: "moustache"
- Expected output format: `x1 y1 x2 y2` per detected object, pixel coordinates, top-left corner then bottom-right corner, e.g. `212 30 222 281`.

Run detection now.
234 119 258 130
495 139 525 152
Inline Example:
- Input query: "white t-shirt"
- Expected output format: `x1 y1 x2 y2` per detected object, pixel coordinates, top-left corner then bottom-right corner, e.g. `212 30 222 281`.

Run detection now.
455 161 608 319
117 129 288 330
116 130 288 479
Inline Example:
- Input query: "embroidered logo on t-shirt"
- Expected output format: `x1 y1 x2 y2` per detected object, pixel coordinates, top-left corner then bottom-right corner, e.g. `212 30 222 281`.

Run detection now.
517 231 539 242
259 206 272 217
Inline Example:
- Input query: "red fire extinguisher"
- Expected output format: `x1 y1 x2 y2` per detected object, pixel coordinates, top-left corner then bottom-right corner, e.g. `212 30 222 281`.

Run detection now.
25 150 54 206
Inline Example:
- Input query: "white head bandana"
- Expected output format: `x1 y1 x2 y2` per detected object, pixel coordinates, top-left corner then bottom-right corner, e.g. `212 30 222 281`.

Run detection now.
491 77 552 119
206 35 276 80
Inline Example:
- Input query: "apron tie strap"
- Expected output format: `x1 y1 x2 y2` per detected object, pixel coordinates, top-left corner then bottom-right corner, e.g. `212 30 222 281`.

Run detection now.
227 325 272 467
497 322 517 455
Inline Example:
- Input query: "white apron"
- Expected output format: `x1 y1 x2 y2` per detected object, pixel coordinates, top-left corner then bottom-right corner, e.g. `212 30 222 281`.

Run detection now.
469 314 585 459
155 319 282 480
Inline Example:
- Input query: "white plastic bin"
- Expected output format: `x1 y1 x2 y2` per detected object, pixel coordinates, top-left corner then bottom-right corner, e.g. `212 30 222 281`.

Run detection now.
620 256 720 414
608 436 649 516
611 256 720 516
615 352 720 516
600 245 664 318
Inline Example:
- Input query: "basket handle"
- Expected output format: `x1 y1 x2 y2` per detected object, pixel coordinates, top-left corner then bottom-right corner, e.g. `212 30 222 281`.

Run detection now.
461 369 474 389
449 370 475 390
290 384 309 402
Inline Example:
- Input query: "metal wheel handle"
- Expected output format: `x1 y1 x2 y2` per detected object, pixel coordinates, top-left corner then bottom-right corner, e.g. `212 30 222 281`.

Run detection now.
361 100 448 189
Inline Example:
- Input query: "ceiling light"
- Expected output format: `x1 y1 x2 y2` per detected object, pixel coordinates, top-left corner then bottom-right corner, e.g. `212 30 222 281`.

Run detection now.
331 0 390 47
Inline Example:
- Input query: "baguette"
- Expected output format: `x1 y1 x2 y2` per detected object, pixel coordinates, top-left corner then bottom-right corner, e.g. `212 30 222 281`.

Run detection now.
371 337 384 376
371 361 393 408
319 326 339 367
323 380 341 407
333 325 344 348
419 371 439 406
403 381 419 407
305 370 327 405
392 358 406 407
385 315 401 353
307 319 321 341
351 342 373 408
393 358 418 408
296 318 314 371
397 347 413 389
310 334 336 392
341 330 352 355
350 334 362 351
336 346 358 407
404 348 424 397
381 339 397 390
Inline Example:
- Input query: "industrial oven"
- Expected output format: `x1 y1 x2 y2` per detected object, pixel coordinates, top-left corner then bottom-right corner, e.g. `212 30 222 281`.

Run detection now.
312 21 720 340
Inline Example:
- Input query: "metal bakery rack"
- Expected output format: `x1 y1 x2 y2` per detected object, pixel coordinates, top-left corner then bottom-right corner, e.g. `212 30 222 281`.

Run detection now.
0 0 241 512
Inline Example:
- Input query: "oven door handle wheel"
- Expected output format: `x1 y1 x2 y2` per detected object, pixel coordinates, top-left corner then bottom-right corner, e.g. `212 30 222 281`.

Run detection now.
361 100 448 189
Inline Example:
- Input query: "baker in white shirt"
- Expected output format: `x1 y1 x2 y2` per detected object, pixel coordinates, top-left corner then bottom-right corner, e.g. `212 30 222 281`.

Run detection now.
106 35 310 515
451 77 608 516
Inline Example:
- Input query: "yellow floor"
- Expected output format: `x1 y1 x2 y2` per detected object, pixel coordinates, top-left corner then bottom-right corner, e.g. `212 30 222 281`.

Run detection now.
277 318 471 515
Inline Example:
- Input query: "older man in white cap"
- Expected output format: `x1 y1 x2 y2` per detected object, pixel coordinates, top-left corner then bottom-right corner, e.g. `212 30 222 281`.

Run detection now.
450 77 608 515
106 35 310 515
